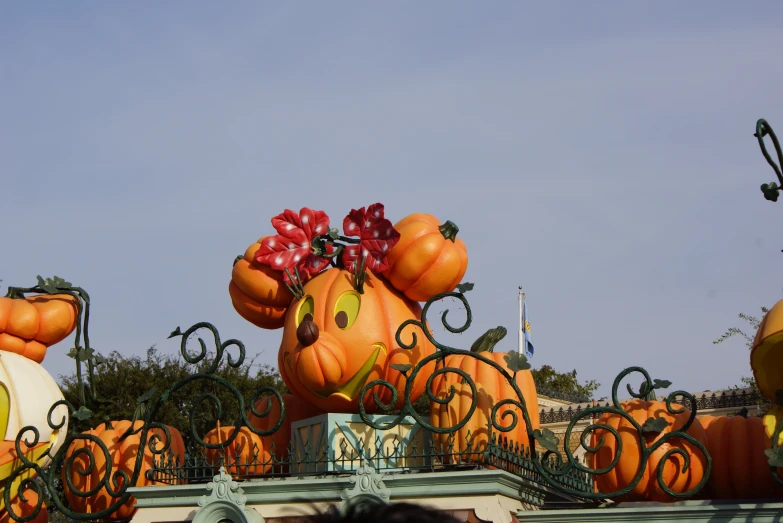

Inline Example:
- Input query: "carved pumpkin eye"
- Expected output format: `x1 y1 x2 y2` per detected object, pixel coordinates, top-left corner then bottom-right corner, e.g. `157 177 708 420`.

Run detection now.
334 291 360 330
296 296 315 326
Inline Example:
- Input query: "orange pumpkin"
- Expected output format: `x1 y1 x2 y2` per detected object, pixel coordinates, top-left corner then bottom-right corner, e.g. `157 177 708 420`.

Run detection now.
589 396 708 502
278 267 435 413
699 410 783 499
248 393 323 469
751 299 783 401
0 489 47 523
430 337 540 461
203 424 270 478
229 237 293 330
63 420 185 521
383 214 468 302
0 294 78 363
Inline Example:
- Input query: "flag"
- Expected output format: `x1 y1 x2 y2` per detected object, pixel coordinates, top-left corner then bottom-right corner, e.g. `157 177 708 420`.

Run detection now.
522 300 534 358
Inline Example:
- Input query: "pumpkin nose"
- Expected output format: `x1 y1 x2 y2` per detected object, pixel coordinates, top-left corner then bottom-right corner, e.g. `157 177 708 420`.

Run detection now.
297 319 319 346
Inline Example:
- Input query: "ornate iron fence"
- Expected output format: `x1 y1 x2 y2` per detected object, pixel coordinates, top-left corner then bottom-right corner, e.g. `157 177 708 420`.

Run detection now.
148 431 594 502
539 389 765 425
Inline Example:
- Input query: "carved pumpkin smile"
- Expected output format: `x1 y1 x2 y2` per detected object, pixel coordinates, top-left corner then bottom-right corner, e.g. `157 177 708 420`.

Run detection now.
284 342 386 401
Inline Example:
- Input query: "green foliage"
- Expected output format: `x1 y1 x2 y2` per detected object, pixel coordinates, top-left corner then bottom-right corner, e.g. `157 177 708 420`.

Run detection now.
503 351 531 372
37 275 73 293
531 365 600 403
713 307 769 408
761 182 780 202
390 363 412 374
642 417 670 434
388 394 431 417
456 282 474 293
532 428 560 453
59 345 287 445
411 395 431 416
765 446 783 468
713 307 768 348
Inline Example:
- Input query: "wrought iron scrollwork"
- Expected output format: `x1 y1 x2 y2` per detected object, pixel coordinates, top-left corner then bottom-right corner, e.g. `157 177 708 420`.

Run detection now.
5 284 721 521
755 119 783 203
356 289 712 501
6 316 287 522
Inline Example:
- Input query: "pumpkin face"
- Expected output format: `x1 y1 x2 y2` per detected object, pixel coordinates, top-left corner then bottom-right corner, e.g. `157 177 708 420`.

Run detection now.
0 440 52 518
590 400 708 502
383 214 468 302
278 268 435 413
430 351 540 460
64 421 185 521
699 413 783 499
0 352 69 465
203 425 270 478
0 353 69 515
229 237 293 330
0 294 78 363
751 298 783 401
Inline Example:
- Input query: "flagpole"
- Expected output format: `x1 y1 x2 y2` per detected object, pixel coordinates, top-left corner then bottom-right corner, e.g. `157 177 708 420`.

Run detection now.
518 286 524 356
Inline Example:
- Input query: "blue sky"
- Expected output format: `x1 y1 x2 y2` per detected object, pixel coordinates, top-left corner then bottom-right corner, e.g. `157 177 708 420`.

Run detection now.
3 2 783 401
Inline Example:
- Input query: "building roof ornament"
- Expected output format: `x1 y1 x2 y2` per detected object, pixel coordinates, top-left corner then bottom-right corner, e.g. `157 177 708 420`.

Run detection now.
194 467 264 523
340 461 392 514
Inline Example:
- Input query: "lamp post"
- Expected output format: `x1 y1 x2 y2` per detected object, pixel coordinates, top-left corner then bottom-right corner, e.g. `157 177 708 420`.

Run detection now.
756 119 783 203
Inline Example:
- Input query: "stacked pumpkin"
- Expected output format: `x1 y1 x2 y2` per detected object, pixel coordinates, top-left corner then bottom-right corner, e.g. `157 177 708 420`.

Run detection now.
698 408 783 499
589 386 709 502
430 327 540 463
227 204 512 469
0 293 79 522
663 297 783 502
229 206 469 414
587 292 783 503
590 390 783 502
63 420 186 520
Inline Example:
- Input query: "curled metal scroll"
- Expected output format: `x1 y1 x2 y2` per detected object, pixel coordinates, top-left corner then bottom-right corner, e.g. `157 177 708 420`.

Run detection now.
5 320 286 522
356 289 712 501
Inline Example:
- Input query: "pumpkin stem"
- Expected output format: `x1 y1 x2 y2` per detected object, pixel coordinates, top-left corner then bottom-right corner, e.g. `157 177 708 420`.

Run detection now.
438 221 460 242
470 326 507 354
735 407 749 418
639 381 657 401
283 267 306 300
351 254 367 294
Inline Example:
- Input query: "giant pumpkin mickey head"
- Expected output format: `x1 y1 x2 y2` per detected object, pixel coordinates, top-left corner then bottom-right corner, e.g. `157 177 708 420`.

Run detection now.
229 204 468 413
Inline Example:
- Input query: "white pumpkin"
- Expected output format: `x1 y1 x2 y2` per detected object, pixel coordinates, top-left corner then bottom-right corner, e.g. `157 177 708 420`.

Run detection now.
0 351 69 464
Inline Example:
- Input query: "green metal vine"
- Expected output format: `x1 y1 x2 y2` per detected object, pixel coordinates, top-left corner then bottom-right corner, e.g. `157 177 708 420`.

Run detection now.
4 279 717 521
3 278 286 522
356 287 712 501
756 119 783 203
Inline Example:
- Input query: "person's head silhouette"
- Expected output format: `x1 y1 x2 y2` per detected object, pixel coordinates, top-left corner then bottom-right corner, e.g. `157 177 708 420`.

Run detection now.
308 502 461 523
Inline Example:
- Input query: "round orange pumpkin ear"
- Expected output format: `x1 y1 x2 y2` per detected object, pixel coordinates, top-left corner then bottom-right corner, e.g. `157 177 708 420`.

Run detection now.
382 214 469 303
229 237 294 330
